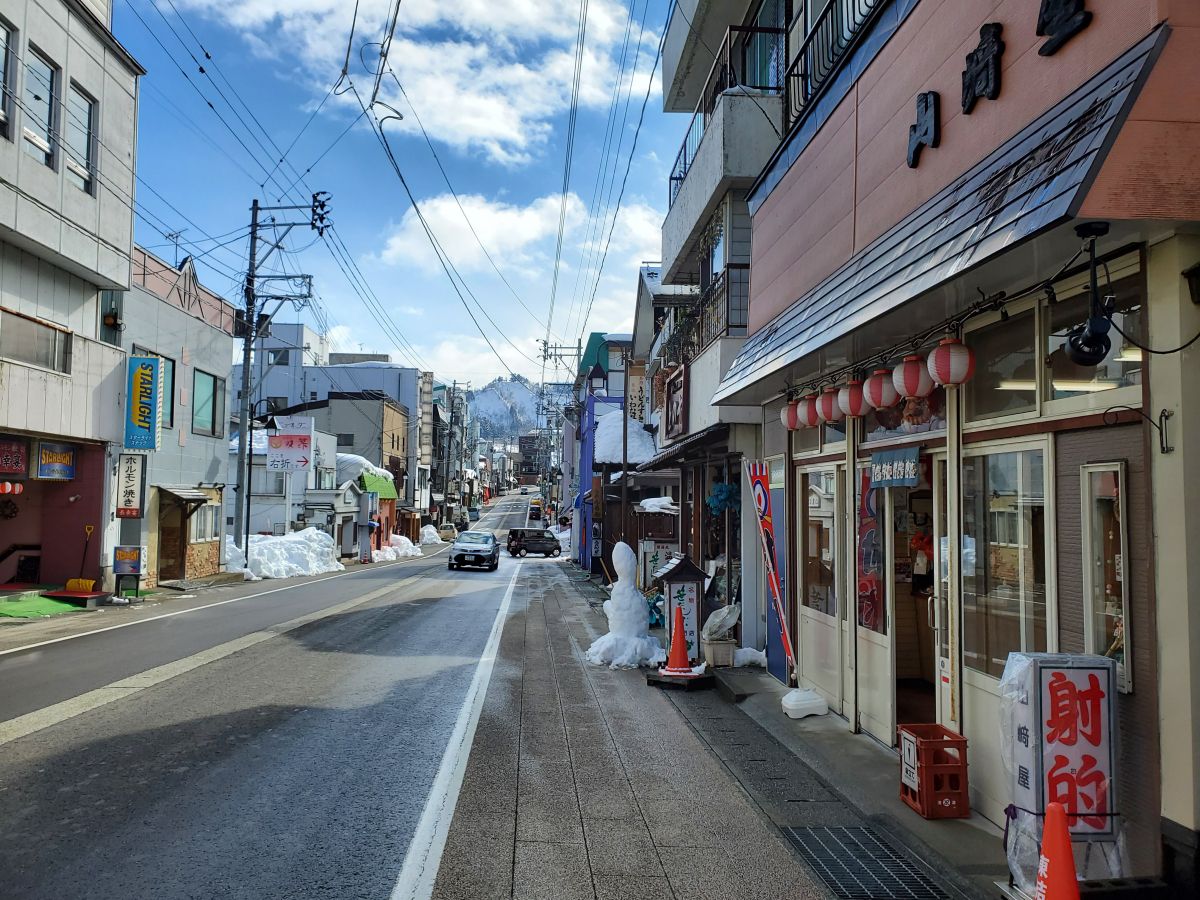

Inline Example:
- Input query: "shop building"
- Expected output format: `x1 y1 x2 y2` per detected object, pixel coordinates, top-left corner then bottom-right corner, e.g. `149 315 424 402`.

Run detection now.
703 0 1200 889
109 248 235 587
0 0 142 588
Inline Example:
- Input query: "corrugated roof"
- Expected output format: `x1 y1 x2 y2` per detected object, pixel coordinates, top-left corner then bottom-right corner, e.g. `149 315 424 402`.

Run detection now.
714 27 1166 405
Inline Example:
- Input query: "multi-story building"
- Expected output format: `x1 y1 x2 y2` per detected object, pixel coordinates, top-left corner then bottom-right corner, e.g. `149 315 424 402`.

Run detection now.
691 0 1200 889
109 248 235 587
0 0 142 588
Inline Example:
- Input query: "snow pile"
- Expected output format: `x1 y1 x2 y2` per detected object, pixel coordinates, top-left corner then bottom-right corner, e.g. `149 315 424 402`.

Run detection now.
336 453 394 483
237 528 345 579
638 496 679 514
593 412 656 465
222 536 260 581
372 534 424 562
585 542 666 669
553 526 571 552
733 647 767 668
420 524 445 545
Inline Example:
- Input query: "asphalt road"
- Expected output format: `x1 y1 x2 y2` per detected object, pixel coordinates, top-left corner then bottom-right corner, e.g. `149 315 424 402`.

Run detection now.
0 495 547 900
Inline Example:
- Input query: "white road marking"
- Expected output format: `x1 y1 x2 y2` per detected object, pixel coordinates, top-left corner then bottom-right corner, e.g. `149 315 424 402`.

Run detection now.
389 561 522 900
0 580 407 746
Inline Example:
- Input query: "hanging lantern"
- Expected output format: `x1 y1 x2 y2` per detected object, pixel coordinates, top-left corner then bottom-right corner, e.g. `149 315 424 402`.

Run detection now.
779 400 800 430
892 354 934 399
863 368 900 409
838 379 869 418
927 337 976 386
817 386 845 423
796 394 821 428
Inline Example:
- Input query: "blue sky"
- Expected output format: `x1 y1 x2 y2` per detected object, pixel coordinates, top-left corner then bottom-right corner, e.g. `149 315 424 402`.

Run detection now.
114 0 682 385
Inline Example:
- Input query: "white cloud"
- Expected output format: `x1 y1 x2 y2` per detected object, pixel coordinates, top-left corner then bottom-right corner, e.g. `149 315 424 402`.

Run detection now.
179 0 660 165
378 192 587 273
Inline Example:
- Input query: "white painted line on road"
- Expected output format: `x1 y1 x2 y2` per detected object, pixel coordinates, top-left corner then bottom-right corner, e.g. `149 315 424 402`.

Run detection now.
389 561 522 900
0 580 409 746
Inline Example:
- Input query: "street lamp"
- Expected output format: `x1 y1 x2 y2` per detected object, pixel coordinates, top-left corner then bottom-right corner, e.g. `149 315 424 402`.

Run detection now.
588 362 607 394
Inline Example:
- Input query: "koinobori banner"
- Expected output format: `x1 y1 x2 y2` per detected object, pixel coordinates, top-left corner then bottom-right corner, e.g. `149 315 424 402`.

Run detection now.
745 460 795 667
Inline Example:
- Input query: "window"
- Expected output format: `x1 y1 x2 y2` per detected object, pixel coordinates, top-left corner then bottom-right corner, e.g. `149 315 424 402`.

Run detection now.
266 396 288 413
64 83 95 193
802 468 838 616
857 468 886 634
336 433 354 447
23 47 56 167
189 505 221 542
962 448 1047 678
1 308 71 372
267 348 290 366
317 467 335 490
862 384 947 444
1081 463 1130 692
0 22 14 138
309 391 318 401
192 369 225 436
132 345 175 428
965 308 1038 420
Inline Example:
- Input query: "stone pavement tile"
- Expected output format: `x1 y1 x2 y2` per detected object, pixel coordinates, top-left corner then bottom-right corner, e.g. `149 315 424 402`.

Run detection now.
431 810 515 900
593 874 675 900
758 799 863 827
582 818 664 877
512 840 594 900
640 805 727 848
666 872 830 900
656 845 737 879
575 779 641 821
516 795 584 844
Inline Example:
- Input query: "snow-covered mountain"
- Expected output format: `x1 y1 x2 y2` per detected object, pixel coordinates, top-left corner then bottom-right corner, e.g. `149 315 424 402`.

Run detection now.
468 376 540 439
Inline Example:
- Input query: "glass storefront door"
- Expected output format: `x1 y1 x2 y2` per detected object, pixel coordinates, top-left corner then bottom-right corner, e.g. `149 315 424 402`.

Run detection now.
856 466 895 745
797 465 843 712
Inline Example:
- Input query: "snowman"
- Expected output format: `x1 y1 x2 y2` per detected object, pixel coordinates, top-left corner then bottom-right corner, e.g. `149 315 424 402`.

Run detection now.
584 541 666 669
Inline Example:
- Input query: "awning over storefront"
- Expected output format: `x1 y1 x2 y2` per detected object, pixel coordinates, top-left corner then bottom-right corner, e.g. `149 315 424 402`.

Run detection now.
637 423 729 472
712 27 1166 407
157 485 211 505
360 472 398 500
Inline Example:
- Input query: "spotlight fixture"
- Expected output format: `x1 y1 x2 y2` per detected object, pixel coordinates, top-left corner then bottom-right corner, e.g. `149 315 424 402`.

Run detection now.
1065 222 1112 366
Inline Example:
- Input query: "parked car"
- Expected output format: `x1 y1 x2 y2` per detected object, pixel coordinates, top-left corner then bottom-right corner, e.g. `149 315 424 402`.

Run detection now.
507 528 562 558
448 530 499 571
519 487 528 495
437 523 458 542
468 507 481 521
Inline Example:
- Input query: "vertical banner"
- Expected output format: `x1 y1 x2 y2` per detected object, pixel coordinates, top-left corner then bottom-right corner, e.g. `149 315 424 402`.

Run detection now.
116 453 146 519
668 580 700 662
745 460 795 667
124 356 162 450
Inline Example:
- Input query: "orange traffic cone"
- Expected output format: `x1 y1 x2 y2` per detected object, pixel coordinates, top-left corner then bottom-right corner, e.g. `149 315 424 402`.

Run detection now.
1035 802 1080 900
659 605 697 677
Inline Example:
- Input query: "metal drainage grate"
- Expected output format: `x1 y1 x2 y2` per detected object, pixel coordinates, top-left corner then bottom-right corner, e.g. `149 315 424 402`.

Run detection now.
783 826 950 900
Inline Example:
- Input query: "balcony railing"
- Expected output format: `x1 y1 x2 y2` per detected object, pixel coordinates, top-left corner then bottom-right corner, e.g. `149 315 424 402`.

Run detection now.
669 25 787 207
784 0 885 131
658 264 750 364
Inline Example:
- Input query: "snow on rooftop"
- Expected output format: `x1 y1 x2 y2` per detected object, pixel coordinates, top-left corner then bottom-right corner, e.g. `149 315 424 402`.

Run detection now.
336 453 393 483
593 413 655 465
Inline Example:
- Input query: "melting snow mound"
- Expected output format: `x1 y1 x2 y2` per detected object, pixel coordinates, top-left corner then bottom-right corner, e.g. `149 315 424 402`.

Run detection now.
420 524 445 545
228 528 345 580
373 534 424 562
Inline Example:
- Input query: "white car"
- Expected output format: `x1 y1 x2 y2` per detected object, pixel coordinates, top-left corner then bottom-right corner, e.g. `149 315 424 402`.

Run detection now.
448 530 499 571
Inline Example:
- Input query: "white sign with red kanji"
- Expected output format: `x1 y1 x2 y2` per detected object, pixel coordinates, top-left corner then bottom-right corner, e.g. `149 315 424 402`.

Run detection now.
667 581 699 662
116 453 145 519
267 416 314 471
1040 662 1116 838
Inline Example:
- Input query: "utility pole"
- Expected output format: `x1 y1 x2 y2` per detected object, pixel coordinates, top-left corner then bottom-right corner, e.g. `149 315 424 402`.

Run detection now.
233 193 328 554
620 345 629 542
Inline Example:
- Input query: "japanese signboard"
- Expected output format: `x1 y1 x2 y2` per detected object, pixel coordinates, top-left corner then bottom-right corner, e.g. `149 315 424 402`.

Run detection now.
116 453 146 519
901 730 920 791
746 460 795 667
267 416 313 471
0 435 27 475
870 447 921 488
113 545 144 576
667 580 699 662
639 540 676 591
34 441 76 480
124 356 162 450
1007 654 1118 840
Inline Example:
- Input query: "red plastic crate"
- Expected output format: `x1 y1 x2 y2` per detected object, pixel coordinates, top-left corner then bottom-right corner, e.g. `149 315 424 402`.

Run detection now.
898 723 970 819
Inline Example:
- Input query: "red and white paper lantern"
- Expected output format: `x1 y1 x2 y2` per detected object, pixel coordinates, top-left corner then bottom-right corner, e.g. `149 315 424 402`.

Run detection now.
864 368 900 409
927 337 976 387
797 394 821 428
779 400 800 430
892 354 935 399
838 379 869 418
816 386 845 423
0 482 23 495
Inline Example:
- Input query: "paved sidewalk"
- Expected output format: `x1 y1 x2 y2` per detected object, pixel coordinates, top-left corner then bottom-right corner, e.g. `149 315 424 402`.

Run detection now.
432 561 829 900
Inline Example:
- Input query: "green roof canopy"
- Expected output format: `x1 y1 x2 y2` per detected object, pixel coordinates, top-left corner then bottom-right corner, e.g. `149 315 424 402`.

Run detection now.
360 472 398 500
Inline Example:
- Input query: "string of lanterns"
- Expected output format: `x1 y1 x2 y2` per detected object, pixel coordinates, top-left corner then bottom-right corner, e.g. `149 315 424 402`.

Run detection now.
0 482 25 494
779 335 977 430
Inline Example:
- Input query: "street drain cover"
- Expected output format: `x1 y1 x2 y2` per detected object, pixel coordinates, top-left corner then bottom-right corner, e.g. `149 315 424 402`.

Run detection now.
783 826 950 899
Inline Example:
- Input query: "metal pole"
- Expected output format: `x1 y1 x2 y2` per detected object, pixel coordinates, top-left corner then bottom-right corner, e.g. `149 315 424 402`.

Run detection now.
620 348 629 542
234 198 259 553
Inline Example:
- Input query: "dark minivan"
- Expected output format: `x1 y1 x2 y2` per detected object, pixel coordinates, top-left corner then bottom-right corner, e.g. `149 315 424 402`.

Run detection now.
506 528 562 557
